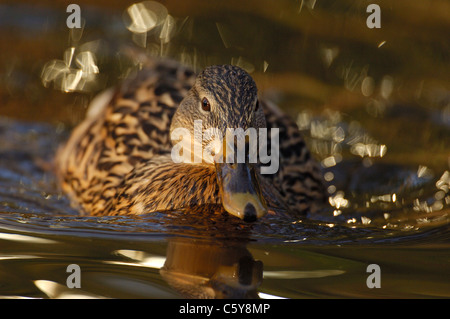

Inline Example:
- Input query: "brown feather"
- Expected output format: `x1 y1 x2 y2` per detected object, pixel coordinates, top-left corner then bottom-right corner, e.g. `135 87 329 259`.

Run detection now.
55 59 326 217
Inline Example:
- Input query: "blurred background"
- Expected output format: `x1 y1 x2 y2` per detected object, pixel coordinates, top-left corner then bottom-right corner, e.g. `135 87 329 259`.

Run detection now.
1 0 449 167
0 0 449 298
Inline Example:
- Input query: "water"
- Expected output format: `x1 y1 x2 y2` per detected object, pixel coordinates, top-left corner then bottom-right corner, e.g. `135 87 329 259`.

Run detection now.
0 1 449 299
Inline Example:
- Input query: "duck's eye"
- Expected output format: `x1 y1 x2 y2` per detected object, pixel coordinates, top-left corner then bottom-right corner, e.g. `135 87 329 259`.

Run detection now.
255 100 260 111
201 97 211 112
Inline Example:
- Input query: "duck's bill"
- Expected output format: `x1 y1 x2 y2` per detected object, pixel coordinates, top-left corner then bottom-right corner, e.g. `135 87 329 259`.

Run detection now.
214 161 267 222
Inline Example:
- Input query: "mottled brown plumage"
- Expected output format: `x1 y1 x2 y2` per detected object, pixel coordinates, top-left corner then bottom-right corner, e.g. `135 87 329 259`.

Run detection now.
56 59 326 219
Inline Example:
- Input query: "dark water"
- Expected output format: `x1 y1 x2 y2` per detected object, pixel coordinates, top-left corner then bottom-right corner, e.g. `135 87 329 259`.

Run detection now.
0 1 449 298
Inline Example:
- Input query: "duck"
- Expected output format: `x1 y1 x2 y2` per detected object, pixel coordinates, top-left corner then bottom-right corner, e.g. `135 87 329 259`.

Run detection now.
56 59 326 222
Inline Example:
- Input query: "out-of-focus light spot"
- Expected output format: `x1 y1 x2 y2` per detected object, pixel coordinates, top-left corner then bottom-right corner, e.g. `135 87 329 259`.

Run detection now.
41 60 69 88
327 185 336 194
322 156 336 167
342 64 370 92
41 46 102 93
378 144 387 157
329 191 349 209
350 143 387 158
431 201 444 211
417 165 433 179
263 61 269 72
436 171 450 192
370 193 395 203
296 0 304 13
300 108 391 176
413 197 439 213
380 75 394 99
160 14 176 44
231 56 255 73
78 40 104 54
347 218 356 224
332 126 345 143
320 46 339 68
417 218 430 224
361 76 375 96
124 1 168 33
63 69 83 92
333 209 341 216
361 216 371 225
325 109 342 124
378 40 386 48
366 99 386 117
179 46 199 71
76 51 99 74
296 111 312 130
306 0 317 10
435 190 445 200
383 213 390 219
324 172 334 182
132 32 147 48
63 47 76 67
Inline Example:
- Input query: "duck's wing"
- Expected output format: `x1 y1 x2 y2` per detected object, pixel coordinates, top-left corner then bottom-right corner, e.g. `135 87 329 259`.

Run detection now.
261 99 327 215
56 60 196 215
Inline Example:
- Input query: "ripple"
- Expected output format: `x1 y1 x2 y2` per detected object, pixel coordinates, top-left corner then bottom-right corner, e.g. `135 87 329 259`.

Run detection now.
0 118 448 247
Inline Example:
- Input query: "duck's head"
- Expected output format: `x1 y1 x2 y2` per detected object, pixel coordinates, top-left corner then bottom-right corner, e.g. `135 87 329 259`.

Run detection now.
170 65 268 222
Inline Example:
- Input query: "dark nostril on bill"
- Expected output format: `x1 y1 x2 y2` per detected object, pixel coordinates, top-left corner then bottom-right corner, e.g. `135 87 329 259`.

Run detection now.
243 203 257 222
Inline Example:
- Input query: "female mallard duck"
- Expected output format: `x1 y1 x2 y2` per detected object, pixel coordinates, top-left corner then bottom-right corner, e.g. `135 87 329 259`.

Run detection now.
56 59 325 221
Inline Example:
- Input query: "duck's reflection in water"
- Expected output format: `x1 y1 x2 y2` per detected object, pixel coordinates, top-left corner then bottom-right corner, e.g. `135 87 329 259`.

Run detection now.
28 208 266 299
160 238 263 299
